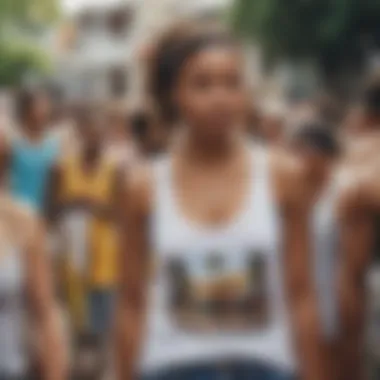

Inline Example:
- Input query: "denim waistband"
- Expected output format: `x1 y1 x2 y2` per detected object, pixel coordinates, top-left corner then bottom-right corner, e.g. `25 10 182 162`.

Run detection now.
141 360 297 380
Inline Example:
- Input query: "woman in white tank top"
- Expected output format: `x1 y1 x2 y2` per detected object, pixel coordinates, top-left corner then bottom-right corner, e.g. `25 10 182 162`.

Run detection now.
115 25 330 380
0 194 67 380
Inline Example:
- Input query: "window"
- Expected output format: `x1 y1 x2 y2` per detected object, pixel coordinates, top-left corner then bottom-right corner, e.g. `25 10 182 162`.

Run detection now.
78 11 97 31
107 8 133 36
109 67 128 97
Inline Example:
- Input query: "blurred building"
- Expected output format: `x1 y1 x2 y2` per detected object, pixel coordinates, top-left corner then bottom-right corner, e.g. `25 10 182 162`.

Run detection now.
52 0 234 103
52 0 138 101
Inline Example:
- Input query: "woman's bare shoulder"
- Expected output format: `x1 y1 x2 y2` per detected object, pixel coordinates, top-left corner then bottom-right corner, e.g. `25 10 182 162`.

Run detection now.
334 161 380 217
122 156 156 216
271 147 304 178
270 147 308 207
343 133 380 165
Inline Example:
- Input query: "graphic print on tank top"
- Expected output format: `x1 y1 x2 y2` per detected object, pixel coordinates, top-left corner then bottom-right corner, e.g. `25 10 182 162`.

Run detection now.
167 247 270 332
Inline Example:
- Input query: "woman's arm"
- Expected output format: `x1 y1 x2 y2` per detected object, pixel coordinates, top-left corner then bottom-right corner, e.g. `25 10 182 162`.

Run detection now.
0 130 11 186
114 164 152 380
44 164 62 226
26 216 68 380
338 175 376 380
277 152 331 380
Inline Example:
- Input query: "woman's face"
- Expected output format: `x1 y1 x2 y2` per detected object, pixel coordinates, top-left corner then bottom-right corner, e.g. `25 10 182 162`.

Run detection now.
291 140 334 180
108 114 128 142
260 115 284 144
343 106 365 135
77 111 105 149
174 45 246 141
28 93 52 129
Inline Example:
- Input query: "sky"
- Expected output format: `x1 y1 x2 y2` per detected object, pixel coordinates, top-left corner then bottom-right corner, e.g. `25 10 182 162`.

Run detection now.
62 0 231 13
62 0 131 13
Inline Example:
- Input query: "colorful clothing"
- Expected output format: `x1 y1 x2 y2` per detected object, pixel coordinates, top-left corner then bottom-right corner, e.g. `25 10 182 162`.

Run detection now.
59 154 118 332
10 135 60 211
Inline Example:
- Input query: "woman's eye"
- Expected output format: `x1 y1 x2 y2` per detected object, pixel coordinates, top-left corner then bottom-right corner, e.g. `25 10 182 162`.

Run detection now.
192 75 213 90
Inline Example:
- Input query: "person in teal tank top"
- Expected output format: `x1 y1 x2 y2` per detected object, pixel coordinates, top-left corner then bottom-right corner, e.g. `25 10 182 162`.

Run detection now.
8 88 61 211
10 133 60 211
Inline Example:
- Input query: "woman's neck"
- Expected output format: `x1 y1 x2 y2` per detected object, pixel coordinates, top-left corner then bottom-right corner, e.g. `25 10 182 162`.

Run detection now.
81 145 102 167
21 123 44 143
180 128 241 167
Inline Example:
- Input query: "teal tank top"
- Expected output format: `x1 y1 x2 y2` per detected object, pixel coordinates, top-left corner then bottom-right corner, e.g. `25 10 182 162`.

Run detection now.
10 135 60 211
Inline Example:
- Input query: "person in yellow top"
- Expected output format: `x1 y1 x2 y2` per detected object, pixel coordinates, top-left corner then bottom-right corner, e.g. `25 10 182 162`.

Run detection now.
45 104 122 379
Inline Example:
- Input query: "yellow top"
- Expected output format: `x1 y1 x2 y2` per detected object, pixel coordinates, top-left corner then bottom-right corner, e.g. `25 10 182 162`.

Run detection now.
59 154 118 288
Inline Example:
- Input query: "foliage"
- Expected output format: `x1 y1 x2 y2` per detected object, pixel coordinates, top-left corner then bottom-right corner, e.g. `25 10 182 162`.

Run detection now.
0 0 59 87
0 40 51 86
231 0 380 75
0 0 59 27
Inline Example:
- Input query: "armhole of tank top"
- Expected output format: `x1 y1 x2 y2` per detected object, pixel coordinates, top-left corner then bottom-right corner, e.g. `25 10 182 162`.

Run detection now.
251 146 270 203
327 176 340 225
252 146 279 228
152 156 171 220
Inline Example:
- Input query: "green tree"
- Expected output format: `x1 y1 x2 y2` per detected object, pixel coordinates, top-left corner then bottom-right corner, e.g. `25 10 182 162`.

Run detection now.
232 0 380 94
0 0 60 87
0 40 51 87
0 0 59 29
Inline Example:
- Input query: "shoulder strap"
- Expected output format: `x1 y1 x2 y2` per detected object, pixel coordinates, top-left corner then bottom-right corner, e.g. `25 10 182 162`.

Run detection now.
152 155 175 217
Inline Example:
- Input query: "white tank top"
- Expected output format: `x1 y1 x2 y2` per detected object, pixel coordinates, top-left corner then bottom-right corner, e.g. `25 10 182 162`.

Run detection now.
312 177 339 341
140 147 296 375
0 244 27 376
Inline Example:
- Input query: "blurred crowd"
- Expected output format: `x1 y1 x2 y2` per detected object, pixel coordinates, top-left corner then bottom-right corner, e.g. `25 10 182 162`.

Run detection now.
2 22 380 380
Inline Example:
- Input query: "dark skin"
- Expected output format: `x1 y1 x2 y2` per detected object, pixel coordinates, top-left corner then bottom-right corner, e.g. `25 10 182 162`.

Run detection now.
0 196 68 380
338 109 380 379
337 162 380 380
26 215 68 380
0 91 52 179
290 138 380 380
44 115 123 304
289 138 380 380
291 140 351 380
45 115 123 226
342 109 380 165
115 44 330 380
290 141 337 202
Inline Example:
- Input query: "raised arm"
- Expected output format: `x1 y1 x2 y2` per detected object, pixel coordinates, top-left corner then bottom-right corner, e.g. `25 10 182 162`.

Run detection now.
25 216 68 380
114 164 151 380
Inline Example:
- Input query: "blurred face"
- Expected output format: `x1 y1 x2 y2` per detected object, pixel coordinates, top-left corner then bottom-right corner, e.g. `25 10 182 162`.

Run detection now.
27 93 52 129
108 114 129 142
292 141 333 180
261 115 284 144
174 45 246 141
343 106 366 135
78 111 104 150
